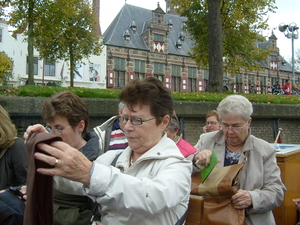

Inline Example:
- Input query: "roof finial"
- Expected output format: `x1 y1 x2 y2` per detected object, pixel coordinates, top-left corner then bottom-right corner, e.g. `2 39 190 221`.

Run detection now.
157 2 160 8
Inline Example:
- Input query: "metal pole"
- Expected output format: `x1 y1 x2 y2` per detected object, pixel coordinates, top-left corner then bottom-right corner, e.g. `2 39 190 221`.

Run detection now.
292 29 295 86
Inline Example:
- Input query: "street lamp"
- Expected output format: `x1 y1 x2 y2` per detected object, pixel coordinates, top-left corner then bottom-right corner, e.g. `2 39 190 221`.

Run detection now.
278 22 299 86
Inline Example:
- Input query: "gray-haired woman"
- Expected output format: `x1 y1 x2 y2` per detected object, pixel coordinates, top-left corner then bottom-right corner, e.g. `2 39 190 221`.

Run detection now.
193 94 286 225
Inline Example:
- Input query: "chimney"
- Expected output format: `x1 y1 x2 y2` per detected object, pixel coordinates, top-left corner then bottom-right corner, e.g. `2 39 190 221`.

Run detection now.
92 0 101 36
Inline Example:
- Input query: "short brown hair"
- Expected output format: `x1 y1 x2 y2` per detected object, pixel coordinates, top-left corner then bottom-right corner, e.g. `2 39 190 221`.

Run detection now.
0 105 17 149
119 77 174 125
205 110 220 122
42 91 89 138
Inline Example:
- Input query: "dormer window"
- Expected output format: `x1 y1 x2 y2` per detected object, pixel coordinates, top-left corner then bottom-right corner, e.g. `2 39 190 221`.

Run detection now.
123 29 130 41
179 31 185 41
168 19 173 29
130 19 137 32
176 39 182 49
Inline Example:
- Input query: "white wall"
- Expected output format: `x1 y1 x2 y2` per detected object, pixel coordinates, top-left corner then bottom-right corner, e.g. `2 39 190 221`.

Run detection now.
0 20 107 88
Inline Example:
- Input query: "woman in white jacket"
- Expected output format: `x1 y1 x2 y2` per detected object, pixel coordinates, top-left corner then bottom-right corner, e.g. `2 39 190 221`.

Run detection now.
25 77 192 225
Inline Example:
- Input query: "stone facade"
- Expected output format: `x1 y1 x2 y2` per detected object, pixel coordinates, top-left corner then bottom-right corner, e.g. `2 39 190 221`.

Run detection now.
104 3 300 93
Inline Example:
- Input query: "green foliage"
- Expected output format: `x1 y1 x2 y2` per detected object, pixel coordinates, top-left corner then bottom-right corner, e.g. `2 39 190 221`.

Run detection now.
170 0 277 75
1 85 300 105
171 91 300 104
0 51 13 84
15 85 120 98
33 0 103 87
6 0 45 84
2 0 102 87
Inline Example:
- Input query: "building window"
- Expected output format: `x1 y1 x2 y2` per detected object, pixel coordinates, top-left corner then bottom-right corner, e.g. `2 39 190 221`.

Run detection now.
44 59 55 76
260 75 267 94
154 62 164 82
248 74 255 85
113 57 126 88
26 56 38 75
123 29 130 41
235 73 243 93
204 69 209 89
172 64 181 91
188 67 197 92
0 29 2 42
271 77 278 86
154 34 164 42
134 60 145 80
172 76 181 91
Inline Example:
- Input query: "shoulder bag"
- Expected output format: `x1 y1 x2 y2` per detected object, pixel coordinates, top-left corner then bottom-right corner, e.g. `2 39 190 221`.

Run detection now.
191 151 249 225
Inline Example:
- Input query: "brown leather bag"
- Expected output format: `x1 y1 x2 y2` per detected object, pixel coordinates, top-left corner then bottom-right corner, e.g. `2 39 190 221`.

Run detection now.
191 152 248 225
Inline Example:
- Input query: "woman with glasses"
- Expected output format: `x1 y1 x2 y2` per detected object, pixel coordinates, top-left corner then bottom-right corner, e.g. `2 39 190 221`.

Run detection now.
202 110 220 133
193 95 286 225
24 91 100 224
24 77 192 225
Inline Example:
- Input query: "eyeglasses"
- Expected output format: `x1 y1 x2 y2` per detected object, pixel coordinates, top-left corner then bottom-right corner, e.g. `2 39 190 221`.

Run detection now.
45 126 72 135
221 120 249 132
205 121 219 126
118 116 156 125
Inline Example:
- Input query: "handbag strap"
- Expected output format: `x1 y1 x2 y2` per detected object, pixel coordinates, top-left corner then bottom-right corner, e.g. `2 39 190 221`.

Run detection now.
233 151 249 187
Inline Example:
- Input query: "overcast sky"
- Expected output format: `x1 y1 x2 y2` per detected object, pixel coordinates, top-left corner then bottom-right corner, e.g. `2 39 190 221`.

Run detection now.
100 0 300 61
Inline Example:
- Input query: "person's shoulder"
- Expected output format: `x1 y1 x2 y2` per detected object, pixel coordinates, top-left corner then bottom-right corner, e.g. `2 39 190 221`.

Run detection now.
96 149 124 165
200 130 219 140
176 138 197 156
93 115 118 132
10 138 26 149
250 135 276 154
177 138 195 149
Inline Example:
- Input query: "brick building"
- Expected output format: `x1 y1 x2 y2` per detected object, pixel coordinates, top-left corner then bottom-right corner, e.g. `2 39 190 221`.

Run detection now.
103 2 300 93
1 1 299 91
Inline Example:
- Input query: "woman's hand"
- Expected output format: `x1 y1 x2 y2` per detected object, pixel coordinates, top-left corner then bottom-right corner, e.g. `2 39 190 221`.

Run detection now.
20 185 27 202
194 150 212 168
34 141 93 186
292 198 300 211
231 189 252 209
23 124 48 143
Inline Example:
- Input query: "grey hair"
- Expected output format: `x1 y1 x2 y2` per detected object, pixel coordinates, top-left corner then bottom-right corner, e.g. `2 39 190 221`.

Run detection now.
217 95 253 120
167 115 180 133
118 102 125 110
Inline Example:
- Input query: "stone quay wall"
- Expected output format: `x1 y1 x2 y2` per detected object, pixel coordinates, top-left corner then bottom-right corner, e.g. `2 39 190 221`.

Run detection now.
1 96 299 145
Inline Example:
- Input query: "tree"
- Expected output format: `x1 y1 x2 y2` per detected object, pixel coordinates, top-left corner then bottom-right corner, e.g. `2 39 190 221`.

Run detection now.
170 0 276 92
33 0 103 87
0 51 13 84
4 0 45 85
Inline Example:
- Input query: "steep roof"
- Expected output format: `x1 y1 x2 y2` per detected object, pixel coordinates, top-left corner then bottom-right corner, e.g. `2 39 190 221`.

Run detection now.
103 4 194 56
103 3 295 72
103 4 152 50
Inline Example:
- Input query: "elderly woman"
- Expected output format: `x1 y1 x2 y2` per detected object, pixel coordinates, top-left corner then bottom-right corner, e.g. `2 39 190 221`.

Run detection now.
25 77 192 225
193 95 286 225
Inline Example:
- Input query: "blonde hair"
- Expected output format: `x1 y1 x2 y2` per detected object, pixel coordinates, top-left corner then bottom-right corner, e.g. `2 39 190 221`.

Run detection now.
0 105 17 149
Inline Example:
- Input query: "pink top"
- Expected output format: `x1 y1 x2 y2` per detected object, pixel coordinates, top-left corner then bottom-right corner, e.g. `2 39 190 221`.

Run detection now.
176 138 197 158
